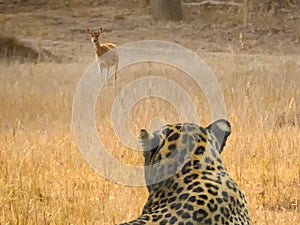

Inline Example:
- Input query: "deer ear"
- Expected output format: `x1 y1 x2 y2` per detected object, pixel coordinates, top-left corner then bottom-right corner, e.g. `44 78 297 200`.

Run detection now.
99 27 103 33
86 28 90 33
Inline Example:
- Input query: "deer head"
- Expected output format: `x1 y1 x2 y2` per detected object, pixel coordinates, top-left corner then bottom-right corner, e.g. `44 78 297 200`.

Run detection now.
86 27 104 44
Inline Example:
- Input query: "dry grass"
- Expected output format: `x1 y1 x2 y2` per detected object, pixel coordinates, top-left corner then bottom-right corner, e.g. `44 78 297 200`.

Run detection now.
0 53 299 225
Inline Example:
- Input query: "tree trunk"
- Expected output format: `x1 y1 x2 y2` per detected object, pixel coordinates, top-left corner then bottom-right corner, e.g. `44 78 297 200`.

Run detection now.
151 0 182 21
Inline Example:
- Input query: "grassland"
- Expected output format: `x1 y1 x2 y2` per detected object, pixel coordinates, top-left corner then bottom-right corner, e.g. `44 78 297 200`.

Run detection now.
0 52 299 225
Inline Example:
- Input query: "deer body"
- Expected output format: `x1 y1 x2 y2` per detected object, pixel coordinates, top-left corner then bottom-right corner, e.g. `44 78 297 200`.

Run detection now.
87 27 118 85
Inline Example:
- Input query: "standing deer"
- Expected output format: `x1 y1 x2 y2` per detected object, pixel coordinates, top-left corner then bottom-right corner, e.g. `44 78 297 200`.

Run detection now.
86 27 118 85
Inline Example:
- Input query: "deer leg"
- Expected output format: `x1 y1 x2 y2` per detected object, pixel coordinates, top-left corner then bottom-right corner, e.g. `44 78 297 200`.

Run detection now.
96 58 103 83
105 64 109 86
100 61 108 85
114 55 118 82
100 63 105 84
101 62 108 86
99 64 103 81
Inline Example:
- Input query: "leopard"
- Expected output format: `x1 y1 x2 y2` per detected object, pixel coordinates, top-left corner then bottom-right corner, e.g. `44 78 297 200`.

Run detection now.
118 119 251 225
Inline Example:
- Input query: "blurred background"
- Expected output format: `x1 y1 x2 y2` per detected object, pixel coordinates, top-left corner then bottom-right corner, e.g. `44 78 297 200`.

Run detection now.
0 1 299 225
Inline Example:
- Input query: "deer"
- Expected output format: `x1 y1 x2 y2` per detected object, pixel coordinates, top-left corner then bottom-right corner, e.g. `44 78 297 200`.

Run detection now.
86 27 118 85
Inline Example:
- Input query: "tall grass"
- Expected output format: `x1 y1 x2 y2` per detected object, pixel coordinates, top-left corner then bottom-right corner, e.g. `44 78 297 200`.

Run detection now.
0 53 299 224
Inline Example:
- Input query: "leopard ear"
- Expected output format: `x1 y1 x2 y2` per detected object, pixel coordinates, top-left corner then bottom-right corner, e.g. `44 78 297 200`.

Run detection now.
86 28 91 34
139 129 151 151
99 27 104 33
206 119 231 153
139 129 149 140
138 129 160 152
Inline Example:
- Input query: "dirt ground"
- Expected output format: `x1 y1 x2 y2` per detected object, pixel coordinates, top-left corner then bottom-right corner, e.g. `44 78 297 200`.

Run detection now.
0 0 299 60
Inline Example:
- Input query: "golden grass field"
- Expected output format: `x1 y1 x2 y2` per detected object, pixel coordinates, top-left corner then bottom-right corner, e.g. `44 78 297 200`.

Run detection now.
0 51 299 225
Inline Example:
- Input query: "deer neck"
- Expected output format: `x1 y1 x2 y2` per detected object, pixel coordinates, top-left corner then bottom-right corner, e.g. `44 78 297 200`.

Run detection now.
94 40 101 49
94 41 107 58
